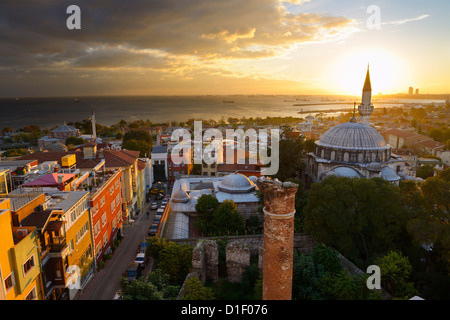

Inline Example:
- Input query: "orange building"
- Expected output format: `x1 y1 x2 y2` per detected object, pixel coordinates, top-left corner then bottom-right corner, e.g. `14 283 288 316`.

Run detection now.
89 169 124 265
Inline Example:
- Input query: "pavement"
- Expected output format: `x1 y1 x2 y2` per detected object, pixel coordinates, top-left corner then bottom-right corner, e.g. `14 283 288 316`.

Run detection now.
76 201 158 300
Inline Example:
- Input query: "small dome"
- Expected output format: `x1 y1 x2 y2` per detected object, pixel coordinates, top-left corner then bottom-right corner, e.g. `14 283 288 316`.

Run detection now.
380 166 400 182
397 171 407 179
51 124 78 133
45 142 68 152
325 166 361 179
367 162 382 172
172 187 190 203
218 173 256 193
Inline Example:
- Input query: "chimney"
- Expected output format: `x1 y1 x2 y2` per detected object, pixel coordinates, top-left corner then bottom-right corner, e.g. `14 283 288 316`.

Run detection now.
257 177 298 300
57 174 65 191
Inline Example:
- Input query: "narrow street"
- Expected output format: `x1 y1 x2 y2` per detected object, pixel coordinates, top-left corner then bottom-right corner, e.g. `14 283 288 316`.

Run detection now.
77 202 157 300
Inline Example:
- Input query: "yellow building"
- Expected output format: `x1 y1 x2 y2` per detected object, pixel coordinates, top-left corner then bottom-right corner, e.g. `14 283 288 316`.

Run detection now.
44 190 94 300
0 198 44 300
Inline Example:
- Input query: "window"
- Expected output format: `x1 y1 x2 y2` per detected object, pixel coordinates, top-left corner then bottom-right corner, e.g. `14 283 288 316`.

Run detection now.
92 203 99 216
111 199 116 213
101 213 107 227
94 221 100 238
116 193 121 206
24 287 36 300
100 196 105 207
4 273 14 292
76 222 89 244
110 186 114 195
23 255 35 275
103 232 108 247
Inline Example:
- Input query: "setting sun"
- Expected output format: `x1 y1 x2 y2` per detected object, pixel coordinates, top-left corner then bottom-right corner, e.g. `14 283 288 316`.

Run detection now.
333 48 408 95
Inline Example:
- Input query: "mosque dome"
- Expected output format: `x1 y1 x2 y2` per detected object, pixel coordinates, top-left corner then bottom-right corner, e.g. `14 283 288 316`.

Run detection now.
367 162 382 172
172 187 190 203
325 166 362 179
379 166 401 182
218 173 256 194
317 122 388 151
314 122 391 164
51 124 78 133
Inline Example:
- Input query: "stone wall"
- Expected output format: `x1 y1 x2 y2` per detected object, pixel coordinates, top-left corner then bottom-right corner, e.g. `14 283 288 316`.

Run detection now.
173 233 316 286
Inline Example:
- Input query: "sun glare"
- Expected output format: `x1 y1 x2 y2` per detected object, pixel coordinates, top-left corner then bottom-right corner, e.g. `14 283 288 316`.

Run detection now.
333 48 406 95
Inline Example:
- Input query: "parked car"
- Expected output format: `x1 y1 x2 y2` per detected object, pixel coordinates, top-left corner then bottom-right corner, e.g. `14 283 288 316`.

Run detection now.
161 199 168 206
154 216 161 224
148 223 158 236
150 202 158 210
135 252 146 267
124 262 141 282
138 240 148 253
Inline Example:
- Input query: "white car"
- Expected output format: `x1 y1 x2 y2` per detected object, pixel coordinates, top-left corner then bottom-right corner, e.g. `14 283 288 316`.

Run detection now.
135 252 146 267
150 202 158 210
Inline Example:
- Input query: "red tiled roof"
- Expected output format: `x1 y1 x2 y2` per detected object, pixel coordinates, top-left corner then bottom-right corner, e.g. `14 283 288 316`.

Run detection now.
413 139 445 149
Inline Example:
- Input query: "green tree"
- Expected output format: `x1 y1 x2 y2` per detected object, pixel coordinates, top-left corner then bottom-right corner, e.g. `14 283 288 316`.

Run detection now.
375 251 418 299
416 164 435 179
156 242 193 286
122 129 153 157
210 199 245 236
120 269 179 300
275 138 306 181
65 136 85 146
303 176 406 264
180 276 215 300
122 138 152 157
194 194 220 234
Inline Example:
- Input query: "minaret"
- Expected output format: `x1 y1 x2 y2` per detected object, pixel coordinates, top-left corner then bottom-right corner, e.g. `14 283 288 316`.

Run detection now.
358 65 374 125
91 108 97 142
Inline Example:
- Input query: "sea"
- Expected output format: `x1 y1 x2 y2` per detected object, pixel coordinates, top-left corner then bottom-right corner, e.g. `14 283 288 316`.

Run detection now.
0 95 445 130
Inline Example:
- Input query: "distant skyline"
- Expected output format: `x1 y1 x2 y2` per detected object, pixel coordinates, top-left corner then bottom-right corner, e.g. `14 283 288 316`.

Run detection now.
0 0 449 97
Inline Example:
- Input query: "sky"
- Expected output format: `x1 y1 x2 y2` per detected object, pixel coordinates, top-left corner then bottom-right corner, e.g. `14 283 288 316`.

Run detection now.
0 0 449 97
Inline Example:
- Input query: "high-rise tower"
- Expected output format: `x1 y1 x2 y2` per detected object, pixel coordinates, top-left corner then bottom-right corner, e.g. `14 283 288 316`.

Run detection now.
358 65 374 125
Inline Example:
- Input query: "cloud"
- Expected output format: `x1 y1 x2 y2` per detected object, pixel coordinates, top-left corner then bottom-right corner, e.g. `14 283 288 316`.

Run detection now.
0 0 357 95
382 14 430 26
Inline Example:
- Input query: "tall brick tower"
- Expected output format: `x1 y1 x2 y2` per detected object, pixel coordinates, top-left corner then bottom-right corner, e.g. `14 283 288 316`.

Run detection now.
257 177 298 300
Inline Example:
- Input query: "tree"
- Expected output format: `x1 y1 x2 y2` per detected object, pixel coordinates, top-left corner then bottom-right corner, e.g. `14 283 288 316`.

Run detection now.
303 176 406 264
122 129 153 157
156 241 193 286
122 138 152 157
65 136 85 146
375 251 418 299
275 137 306 181
210 199 245 235
416 164 435 179
406 169 450 272
180 276 215 300
194 194 219 234
120 269 179 300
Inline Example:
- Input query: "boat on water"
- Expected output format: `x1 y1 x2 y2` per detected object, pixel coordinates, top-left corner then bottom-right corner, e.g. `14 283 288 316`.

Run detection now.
74 98 80 102
222 100 235 103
